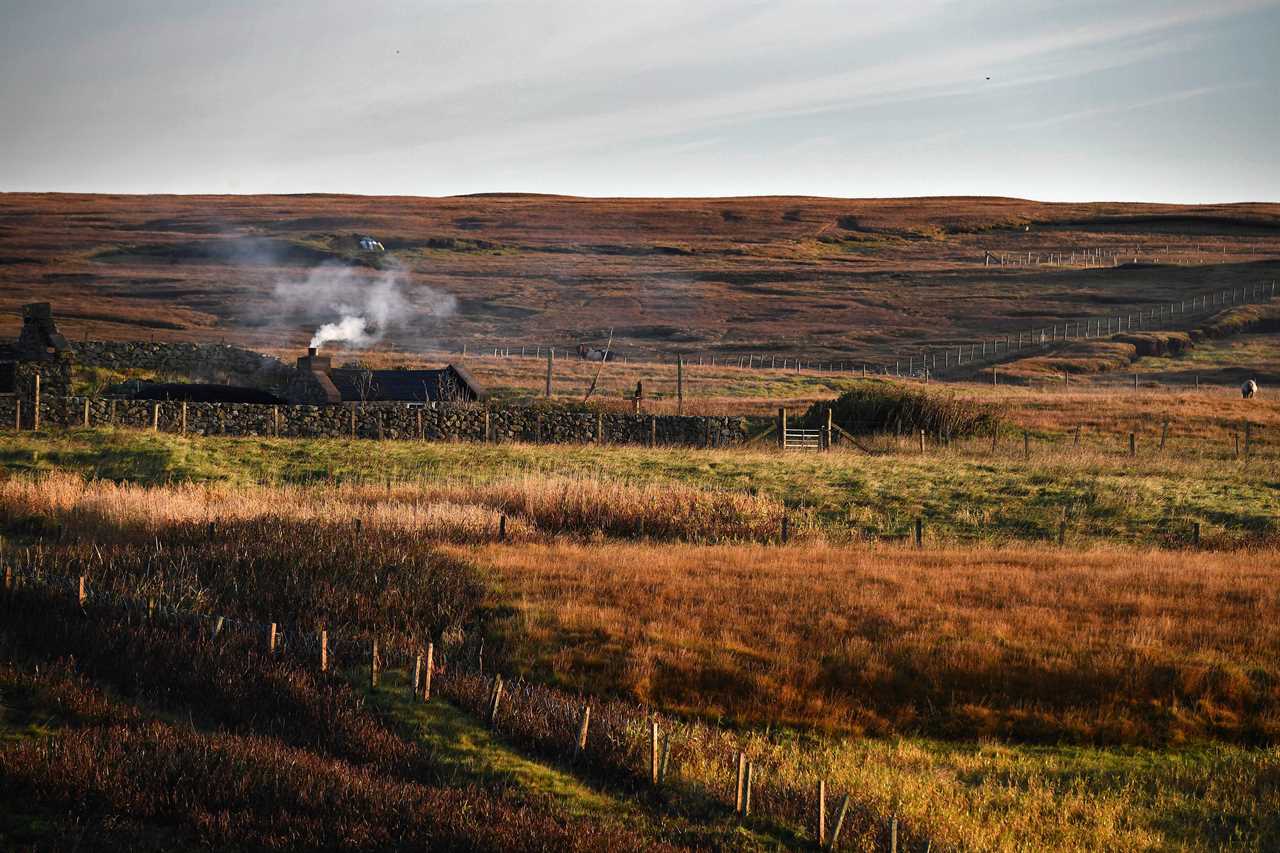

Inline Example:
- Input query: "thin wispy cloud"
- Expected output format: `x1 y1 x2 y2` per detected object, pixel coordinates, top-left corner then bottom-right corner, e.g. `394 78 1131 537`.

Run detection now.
1011 82 1254 130
0 0 1276 201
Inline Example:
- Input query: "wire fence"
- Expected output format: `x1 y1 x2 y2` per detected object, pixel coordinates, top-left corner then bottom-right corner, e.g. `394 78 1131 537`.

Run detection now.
1 567 921 851
458 280 1277 380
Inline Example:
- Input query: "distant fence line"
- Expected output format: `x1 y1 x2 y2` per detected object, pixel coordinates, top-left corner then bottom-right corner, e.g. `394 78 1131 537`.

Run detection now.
979 240 1251 269
461 280 1277 380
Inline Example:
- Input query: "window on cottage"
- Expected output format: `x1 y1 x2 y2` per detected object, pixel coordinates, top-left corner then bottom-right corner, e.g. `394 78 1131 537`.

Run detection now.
0 363 15 394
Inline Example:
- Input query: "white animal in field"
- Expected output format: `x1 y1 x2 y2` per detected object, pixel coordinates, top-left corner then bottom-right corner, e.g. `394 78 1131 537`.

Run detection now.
1241 379 1258 399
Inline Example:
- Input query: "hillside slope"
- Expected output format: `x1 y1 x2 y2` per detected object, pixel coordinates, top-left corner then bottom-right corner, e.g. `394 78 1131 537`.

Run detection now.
1 194 1277 364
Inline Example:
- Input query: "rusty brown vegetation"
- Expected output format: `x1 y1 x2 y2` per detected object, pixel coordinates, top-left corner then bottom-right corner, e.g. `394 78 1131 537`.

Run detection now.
2 194 1278 368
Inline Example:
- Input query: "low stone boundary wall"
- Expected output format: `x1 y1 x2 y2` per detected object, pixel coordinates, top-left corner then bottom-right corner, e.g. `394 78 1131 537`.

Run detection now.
69 341 294 393
13 395 748 448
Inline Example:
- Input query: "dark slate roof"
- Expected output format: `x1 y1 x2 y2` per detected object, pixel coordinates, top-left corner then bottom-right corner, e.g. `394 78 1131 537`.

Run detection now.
327 365 484 402
129 383 284 404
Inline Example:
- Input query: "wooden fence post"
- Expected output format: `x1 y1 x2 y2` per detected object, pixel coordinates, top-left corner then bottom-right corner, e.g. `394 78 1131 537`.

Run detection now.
1058 520 1066 546
267 622 277 654
778 408 787 448
743 761 754 817
152 402 159 432
83 398 90 428
32 372 40 431
677 357 684 415
1193 522 1201 546
370 639 380 688
735 752 746 814
1023 430 1030 460
781 515 789 544
827 794 850 849
423 642 434 701
411 653 422 696
320 629 328 673
1074 424 1081 447
650 720 660 785
1129 433 1136 457
817 780 827 846
919 429 925 454
575 704 591 757
180 402 188 436
498 514 507 542
3 566 10 593
890 815 899 853
488 675 504 726
77 575 85 607
914 517 923 548
659 731 671 783
650 415 657 447
1160 421 1168 451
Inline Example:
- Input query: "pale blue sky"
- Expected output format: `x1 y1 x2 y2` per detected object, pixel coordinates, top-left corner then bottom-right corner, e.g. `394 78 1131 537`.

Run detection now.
1 0 1277 202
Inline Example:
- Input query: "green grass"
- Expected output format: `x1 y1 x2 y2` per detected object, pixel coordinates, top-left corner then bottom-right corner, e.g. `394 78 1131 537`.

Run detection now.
1131 332 1280 375
4 427 1277 546
364 669 1280 850
360 669 786 850
364 670 618 819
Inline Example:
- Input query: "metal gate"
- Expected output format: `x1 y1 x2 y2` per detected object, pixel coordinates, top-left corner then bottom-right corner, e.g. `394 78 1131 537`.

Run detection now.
783 428 822 451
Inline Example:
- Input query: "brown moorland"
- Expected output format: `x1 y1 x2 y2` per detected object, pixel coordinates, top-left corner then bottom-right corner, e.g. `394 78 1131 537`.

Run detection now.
2 193 1278 367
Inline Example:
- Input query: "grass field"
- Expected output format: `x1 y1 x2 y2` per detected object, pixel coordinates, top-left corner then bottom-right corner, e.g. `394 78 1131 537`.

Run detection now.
4 418 1277 546
1 458 1277 850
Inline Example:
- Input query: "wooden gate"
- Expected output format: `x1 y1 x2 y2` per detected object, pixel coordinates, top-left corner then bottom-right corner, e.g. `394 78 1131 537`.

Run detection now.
783 428 822 451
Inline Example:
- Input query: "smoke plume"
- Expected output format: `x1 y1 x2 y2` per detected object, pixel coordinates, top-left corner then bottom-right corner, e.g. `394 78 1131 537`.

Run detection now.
272 259 457 350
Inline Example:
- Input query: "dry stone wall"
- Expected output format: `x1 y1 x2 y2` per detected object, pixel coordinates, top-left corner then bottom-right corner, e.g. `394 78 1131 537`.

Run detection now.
70 341 294 393
24 396 748 448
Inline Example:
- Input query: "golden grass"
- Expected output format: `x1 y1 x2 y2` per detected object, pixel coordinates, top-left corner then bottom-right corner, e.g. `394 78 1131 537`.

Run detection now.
0 469 781 544
451 539 1280 744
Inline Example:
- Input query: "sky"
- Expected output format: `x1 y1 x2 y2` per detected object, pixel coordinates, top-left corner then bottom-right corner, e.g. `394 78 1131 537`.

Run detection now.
1 0 1278 202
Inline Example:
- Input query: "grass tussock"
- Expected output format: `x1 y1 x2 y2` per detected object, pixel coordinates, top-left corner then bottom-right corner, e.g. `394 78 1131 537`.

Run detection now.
807 382 998 437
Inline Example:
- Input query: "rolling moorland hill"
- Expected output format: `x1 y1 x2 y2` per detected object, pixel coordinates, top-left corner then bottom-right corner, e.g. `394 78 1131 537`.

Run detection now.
1 193 1278 367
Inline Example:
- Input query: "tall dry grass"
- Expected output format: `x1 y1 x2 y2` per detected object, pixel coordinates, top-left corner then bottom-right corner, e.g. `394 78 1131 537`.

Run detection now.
453 539 1280 745
0 469 781 544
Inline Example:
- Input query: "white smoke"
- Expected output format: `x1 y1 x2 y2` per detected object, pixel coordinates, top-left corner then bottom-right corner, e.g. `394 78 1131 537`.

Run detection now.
273 259 457 351
311 315 373 349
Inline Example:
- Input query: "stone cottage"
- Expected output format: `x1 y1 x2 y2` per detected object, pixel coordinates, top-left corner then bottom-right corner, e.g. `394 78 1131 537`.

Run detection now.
285 347 485 404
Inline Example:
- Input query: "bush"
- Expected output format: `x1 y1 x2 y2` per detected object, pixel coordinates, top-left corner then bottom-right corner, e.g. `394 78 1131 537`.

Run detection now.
804 381 998 437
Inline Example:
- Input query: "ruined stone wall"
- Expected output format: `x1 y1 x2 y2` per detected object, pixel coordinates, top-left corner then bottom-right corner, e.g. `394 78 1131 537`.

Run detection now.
3 360 72 429
70 341 293 393
24 396 748 448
